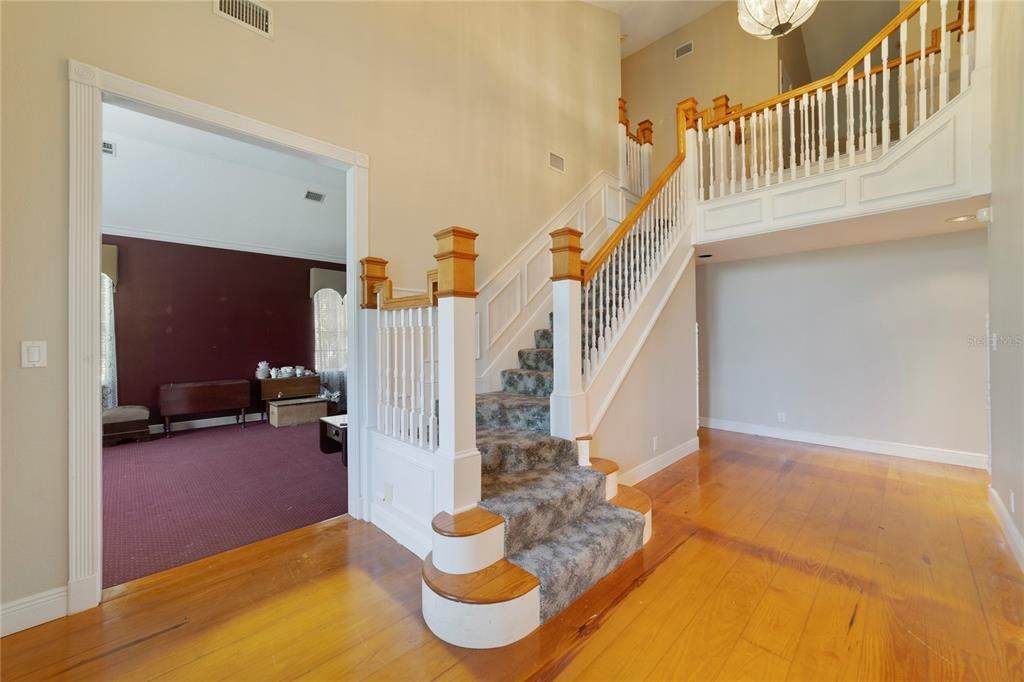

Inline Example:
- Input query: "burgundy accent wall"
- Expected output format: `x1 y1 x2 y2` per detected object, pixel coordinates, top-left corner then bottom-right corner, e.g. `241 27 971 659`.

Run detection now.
104 235 345 421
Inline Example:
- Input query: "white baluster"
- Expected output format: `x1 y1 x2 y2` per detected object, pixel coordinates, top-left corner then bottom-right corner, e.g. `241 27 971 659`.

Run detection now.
718 125 726 198
802 94 810 177
882 36 891 152
900 21 908 139
697 117 705 200
831 81 839 170
740 117 747 192
788 98 797 181
846 68 855 166
817 89 826 174
919 1 928 125
729 120 737 195
864 54 873 162
775 102 783 183
961 0 971 92
930 52 938 116
751 112 760 189
939 0 949 106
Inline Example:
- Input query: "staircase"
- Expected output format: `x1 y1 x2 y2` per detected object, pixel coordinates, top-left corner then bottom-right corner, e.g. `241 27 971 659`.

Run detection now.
422 313 652 648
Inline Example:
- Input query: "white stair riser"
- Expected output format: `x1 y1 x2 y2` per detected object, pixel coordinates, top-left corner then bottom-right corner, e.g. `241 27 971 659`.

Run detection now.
431 524 506 575
604 471 619 501
421 580 540 649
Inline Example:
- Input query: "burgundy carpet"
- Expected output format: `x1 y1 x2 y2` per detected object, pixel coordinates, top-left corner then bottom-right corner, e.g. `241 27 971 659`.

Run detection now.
103 422 346 587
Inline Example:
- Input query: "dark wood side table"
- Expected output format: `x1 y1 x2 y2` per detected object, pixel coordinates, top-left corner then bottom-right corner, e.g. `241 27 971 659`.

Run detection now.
259 375 320 421
319 414 348 465
158 379 250 437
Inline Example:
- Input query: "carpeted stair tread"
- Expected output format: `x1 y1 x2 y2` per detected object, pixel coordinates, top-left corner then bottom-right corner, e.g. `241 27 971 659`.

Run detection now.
479 466 605 555
477 429 576 472
508 503 645 622
534 328 553 349
518 348 553 371
500 369 554 397
476 392 550 433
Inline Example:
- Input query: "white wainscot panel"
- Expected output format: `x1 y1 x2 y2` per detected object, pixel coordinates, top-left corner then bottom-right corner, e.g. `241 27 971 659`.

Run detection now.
584 188 607 234
486 273 522 348
704 197 763 233
859 117 957 203
369 431 435 557
772 179 847 219
524 245 550 305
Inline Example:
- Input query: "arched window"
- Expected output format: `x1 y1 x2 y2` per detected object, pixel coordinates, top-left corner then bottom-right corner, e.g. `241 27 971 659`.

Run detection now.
313 288 347 371
100 273 118 408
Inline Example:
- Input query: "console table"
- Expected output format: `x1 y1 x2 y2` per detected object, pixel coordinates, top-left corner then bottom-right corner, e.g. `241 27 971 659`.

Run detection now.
158 379 250 437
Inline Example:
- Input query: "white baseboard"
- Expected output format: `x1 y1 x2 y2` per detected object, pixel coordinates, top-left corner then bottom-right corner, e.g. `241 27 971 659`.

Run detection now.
147 412 264 435
370 500 431 559
619 436 700 486
1 587 67 636
989 486 1024 573
700 417 987 469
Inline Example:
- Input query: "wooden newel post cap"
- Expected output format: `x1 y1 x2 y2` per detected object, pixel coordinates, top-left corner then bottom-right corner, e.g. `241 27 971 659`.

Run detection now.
434 226 478 298
637 120 654 145
712 94 731 120
360 257 388 309
618 97 629 126
550 227 583 282
677 98 699 130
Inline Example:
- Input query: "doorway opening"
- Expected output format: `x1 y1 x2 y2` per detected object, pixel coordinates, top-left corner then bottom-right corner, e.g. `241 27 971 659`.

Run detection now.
98 101 352 589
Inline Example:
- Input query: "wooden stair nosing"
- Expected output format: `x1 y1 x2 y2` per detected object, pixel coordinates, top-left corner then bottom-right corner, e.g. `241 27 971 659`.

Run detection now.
431 506 504 537
589 457 620 476
422 554 540 605
610 484 652 516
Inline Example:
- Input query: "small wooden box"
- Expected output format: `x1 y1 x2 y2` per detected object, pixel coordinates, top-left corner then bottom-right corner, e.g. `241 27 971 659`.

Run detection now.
269 397 328 427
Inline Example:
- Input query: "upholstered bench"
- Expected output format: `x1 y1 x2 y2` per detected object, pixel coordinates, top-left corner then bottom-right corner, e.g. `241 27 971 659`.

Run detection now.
102 405 151 446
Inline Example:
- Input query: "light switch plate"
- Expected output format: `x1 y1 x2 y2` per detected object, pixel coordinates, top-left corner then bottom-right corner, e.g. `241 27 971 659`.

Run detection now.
21 341 47 368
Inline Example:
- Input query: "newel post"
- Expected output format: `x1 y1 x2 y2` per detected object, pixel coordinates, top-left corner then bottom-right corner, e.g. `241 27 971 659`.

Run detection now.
360 258 387 429
434 227 482 515
618 97 630 187
678 98 700 220
676 97 698 157
637 119 654 192
549 228 586 441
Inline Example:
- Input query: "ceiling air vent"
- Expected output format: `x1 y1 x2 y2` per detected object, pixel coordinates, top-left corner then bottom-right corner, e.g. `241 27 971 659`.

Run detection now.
305 190 325 203
102 141 117 156
548 152 566 174
214 0 273 38
675 41 694 60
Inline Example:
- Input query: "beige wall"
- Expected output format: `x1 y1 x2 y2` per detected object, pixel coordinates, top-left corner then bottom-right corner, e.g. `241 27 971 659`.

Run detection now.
697 231 990 457
621 2 778 171
593 260 697 477
0 1 620 603
988 0 1024 534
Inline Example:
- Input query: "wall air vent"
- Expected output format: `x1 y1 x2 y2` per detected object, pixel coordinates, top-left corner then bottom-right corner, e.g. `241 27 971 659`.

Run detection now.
214 0 273 38
305 190 325 203
548 152 566 174
675 41 694 60
102 141 117 156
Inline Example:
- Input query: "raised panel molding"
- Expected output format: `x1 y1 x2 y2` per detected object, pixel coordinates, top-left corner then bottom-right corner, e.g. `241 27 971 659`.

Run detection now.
773 179 847 219
859 117 957 202
704 197 762 232
524 245 550 304
585 188 606 233
486 273 522 348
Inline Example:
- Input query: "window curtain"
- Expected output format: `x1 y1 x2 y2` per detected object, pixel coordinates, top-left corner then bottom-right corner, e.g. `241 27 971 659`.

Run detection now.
100 274 118 408
314 289 347 371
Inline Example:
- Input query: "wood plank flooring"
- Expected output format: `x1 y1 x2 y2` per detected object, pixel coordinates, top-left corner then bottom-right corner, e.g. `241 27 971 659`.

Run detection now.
2 428 1021 681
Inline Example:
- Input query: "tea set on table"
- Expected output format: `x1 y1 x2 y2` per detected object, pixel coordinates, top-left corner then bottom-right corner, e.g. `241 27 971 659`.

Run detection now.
255 360 316 380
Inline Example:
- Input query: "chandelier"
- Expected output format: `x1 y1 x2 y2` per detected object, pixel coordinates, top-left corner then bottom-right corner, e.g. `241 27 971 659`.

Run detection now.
737 0 820 39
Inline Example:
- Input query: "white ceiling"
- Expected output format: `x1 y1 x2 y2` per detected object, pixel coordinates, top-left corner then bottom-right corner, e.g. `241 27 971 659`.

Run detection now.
592 0 724 57
102 104 348 262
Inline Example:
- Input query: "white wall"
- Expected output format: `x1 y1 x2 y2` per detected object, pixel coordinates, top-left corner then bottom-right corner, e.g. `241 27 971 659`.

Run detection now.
1 1 619 607
988 0 1024 538
103 103 348 262
697 231 989 464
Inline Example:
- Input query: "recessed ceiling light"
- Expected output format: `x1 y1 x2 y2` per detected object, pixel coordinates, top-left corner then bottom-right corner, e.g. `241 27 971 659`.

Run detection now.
946 214 974 223
698 254 713 259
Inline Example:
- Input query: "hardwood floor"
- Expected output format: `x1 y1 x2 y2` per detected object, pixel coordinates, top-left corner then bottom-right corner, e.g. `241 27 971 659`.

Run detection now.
2 428 1021 681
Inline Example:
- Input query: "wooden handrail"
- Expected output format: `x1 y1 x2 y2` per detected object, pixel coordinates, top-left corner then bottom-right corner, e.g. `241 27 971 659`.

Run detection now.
375 270 439 310
619 97 653 145
582 153 684 282
703 0 974 130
